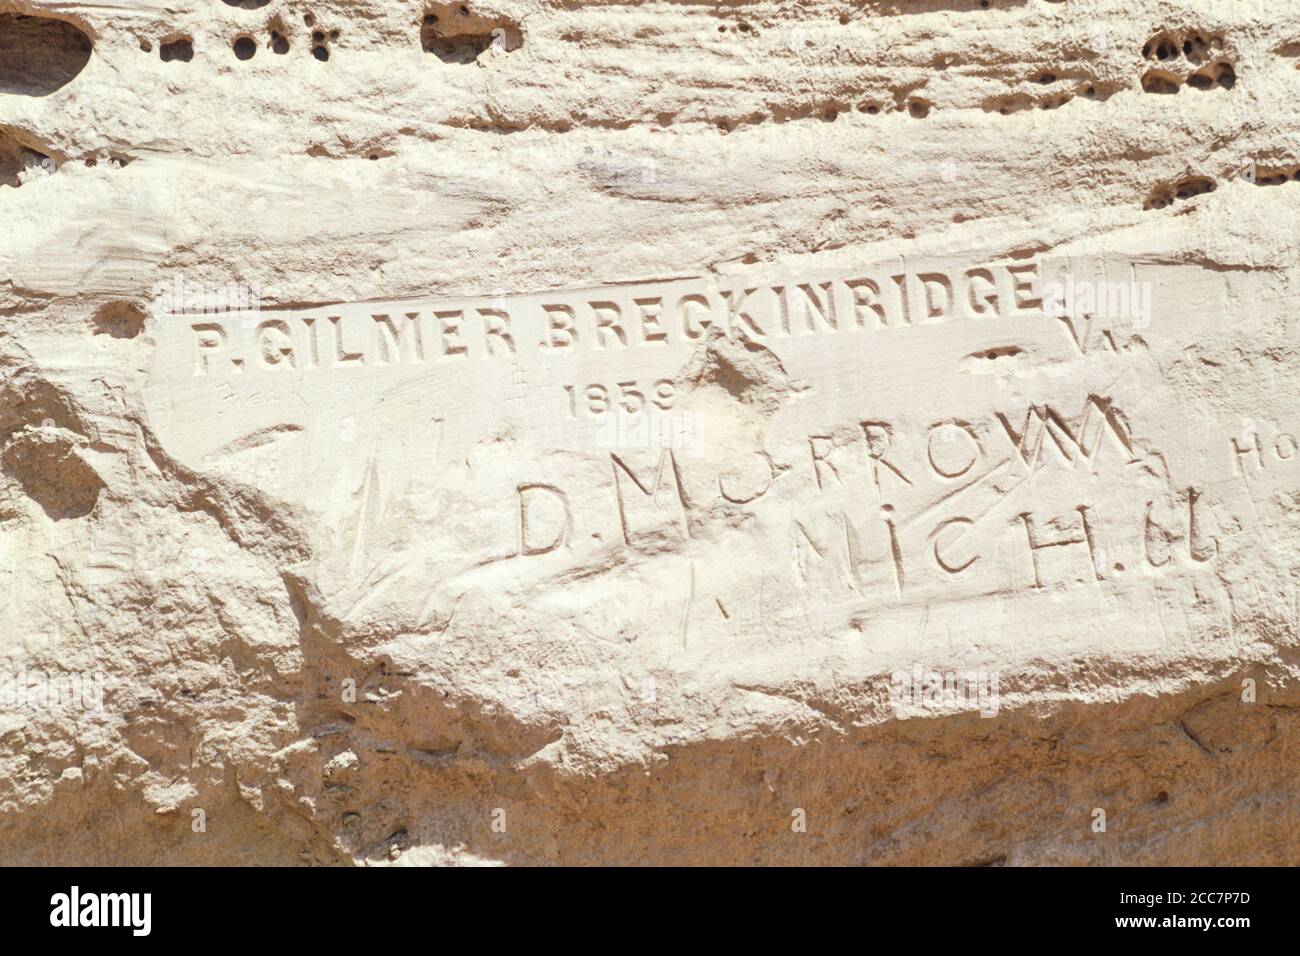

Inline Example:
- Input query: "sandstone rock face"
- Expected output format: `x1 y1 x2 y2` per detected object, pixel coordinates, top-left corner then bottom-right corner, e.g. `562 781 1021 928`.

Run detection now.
1 0 1298 866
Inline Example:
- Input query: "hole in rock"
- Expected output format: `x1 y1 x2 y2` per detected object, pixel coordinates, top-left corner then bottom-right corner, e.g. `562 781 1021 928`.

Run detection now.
160 38 194 63
92 301 146 339
1248 164 1296 187
0 13 93 95
0 127 53 188
1182 32 1212 63
421 4 521 64
1144 29 1223 72
222 0 270 7
271 31 289 54
233 36 257 60
312 45 329 61
981 92 1034 115
1174 176 1215 200
1141 70 1180 94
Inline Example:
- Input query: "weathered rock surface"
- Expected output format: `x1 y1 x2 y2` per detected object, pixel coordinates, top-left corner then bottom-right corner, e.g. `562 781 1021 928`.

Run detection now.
1 0 1298 865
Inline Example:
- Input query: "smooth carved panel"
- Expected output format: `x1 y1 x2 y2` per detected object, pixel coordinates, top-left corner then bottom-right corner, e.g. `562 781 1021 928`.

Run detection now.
144 255 1260 661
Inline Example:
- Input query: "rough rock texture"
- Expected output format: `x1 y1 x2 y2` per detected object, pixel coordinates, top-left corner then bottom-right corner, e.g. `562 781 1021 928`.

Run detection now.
1 0 1299 865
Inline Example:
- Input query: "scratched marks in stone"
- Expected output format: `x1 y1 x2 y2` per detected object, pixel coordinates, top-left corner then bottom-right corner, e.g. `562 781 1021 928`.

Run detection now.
143 255 1244 645
493 394 1220 613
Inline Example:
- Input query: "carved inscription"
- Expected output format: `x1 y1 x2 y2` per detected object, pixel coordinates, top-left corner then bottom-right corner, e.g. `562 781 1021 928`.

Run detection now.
175 260 1048 379
145 255 1236 643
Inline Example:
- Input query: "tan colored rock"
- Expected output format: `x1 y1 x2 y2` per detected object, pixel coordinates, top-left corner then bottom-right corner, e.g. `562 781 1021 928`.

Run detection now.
0 0 1298 865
